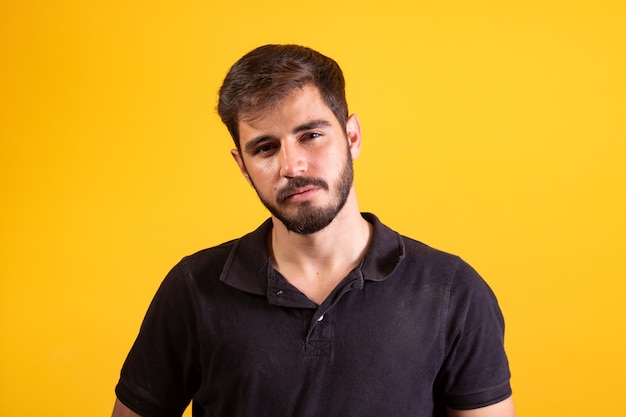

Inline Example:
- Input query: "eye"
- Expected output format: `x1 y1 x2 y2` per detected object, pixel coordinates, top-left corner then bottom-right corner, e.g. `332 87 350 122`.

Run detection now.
301 132 321 141
253 142 279 156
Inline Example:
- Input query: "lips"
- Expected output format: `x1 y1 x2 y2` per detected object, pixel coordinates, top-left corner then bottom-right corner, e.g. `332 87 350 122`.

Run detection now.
277 177 329 203
284 186 318 201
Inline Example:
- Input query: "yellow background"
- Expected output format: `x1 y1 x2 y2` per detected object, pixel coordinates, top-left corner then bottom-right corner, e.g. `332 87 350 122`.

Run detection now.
1 1 624 416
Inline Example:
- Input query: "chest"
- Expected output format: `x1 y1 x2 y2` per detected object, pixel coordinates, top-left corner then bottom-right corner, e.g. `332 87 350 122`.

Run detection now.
192 278 447 416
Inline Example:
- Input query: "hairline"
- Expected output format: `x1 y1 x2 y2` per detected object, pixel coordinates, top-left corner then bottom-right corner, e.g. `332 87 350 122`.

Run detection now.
235 82 347 150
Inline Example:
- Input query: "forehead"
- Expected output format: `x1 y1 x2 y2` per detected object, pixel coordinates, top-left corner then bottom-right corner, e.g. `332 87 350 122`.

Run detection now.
238 84 336 132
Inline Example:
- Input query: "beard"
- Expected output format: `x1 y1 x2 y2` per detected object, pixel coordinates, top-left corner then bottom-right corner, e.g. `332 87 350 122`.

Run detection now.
252 150 354 235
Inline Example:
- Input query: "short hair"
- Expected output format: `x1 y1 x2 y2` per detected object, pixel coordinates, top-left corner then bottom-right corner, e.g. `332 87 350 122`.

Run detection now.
217 44 348 149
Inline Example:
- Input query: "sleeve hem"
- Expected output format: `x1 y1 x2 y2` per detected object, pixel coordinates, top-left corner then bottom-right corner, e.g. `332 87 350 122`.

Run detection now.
115 380 182 417
445 381 512 410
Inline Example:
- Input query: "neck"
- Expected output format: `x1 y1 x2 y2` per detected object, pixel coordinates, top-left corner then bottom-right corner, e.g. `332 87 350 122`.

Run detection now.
268 193 372 304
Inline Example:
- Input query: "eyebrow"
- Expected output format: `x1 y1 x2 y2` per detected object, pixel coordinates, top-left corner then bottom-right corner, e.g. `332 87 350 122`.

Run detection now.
244 135 276 154
293 119 332 134
243 119 333 154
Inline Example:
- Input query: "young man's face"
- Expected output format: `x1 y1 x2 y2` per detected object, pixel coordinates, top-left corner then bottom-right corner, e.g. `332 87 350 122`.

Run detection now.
231 84 362 234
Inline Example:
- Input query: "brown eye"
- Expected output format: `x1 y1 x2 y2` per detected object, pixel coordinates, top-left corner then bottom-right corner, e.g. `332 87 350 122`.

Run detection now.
255 143 279 156
302 132 321 141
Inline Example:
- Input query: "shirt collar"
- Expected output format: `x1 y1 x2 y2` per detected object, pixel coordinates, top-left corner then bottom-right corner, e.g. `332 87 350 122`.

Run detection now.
219 213 406 296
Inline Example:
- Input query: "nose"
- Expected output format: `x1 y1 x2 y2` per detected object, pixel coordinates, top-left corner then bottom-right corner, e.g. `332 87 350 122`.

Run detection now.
278 141 307 178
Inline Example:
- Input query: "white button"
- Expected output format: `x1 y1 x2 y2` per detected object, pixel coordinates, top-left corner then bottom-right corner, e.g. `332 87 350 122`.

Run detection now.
317 314 325 322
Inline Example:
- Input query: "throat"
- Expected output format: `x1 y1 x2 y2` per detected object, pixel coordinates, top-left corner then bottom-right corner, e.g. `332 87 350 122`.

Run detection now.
268 213 373 305
278 267 352 305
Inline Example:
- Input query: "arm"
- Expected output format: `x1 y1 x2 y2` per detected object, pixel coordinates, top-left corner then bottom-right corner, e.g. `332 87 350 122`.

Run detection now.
447 396 515 417
441 260 513 416
113 260 199 417
111 398 143 417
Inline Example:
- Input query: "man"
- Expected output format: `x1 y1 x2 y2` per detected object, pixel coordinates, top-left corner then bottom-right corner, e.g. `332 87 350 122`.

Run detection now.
113 44 514 417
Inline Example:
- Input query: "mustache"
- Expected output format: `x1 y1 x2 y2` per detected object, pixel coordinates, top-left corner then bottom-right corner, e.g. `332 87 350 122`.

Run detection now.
276 177 329 203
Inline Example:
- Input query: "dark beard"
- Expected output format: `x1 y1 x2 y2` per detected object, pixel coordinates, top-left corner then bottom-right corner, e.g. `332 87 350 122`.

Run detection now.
254 151 354 235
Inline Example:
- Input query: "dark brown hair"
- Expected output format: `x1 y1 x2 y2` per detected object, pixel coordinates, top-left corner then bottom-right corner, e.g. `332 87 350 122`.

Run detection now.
217 44 348 149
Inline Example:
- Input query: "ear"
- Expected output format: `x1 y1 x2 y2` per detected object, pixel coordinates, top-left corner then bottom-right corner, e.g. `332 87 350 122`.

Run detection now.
230 149 253 186
345 114 362 160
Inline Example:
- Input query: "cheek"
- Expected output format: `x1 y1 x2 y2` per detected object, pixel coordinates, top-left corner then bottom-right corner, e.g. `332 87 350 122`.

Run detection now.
246 163 278 189
323 146 349 169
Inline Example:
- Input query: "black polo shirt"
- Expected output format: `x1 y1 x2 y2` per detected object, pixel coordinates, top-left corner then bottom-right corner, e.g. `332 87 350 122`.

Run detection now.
116 213 511 417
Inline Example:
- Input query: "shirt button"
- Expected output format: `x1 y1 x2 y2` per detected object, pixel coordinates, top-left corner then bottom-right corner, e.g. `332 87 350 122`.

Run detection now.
317 314 325 322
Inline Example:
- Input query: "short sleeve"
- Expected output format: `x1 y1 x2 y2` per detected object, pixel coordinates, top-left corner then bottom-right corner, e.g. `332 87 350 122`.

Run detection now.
436 259 512 409
115 259 201 417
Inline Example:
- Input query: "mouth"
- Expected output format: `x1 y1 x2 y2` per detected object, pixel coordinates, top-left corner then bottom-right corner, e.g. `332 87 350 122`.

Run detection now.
277 178 328 203
283 186 319 202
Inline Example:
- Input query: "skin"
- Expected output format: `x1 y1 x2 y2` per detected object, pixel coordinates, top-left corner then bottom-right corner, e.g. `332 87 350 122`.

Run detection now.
448 397 516 416
237 114 355 235
112 396 516 417
231 84 371 304
111 84 515 417
111 399 141 417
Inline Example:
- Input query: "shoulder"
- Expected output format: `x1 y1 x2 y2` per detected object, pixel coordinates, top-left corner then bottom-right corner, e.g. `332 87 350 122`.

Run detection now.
398 233 491 291
394 233 467 290
363 213 463 284
389 231 500 320
176 238 239 275
402 234 462 267
172 218 273 278
145 238 241 310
